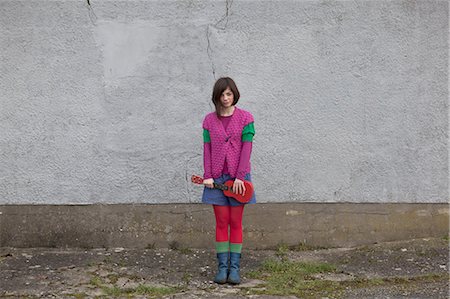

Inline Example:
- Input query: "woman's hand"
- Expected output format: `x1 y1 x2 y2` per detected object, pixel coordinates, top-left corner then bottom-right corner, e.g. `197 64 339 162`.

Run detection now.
232 178 246 195
203 178 214 188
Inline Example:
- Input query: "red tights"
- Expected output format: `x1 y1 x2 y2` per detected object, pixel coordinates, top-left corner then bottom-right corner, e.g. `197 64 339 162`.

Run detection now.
213 205 245 243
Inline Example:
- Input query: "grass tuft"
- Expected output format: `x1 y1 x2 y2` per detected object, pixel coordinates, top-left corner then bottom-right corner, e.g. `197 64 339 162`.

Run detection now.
88 273 183 297
168 241 193 254
245 257 448 298
246 258 339 297
146 242 156 249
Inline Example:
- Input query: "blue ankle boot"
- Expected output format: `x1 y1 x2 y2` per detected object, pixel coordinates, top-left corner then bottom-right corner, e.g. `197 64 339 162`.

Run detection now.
214 252 229 284
227 252 241 284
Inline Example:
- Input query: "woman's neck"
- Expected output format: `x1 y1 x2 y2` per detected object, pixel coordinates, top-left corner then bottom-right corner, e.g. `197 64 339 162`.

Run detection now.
219 105 235 117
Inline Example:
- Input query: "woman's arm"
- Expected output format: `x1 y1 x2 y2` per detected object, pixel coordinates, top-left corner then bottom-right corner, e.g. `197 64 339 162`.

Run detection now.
236 121 255 181
203 128 213 179
203 142 213 179
236 141 253 181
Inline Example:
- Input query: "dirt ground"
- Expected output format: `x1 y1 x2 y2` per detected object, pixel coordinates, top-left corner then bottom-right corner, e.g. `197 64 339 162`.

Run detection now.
0 237 448 298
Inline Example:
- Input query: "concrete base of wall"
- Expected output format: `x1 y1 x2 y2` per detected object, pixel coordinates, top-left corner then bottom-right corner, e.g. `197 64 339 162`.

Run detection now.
0 203 448 249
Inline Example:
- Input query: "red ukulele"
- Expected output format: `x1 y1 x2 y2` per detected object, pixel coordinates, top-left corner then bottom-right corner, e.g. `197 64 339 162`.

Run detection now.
191 175 254 203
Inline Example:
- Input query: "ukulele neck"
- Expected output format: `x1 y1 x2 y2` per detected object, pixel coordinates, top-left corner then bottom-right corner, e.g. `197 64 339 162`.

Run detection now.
213 182 229 191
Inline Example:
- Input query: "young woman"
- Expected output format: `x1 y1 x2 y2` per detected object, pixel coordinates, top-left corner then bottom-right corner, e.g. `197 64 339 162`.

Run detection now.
201 77 256 285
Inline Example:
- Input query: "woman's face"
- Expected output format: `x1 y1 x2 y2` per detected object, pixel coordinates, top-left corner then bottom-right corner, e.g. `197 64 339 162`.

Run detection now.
219 87 234 108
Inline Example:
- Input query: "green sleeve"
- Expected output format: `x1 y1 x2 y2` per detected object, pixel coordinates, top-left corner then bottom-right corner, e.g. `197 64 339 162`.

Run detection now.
203 129 211 143
242 122 255 142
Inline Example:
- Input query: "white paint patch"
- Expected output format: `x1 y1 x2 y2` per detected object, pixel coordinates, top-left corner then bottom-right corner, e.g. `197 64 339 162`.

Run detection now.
93 20 162 84
415 209 431 217
286 210 305 216
437 208 449 215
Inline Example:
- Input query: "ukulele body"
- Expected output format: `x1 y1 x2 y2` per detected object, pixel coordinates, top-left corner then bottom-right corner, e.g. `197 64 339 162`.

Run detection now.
221 179 254 203
191 175 254 204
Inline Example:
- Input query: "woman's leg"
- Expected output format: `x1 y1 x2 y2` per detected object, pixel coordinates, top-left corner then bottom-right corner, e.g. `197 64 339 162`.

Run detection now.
213 205 231 252
228 204 244 284
229 205 245 253
212 205 231 284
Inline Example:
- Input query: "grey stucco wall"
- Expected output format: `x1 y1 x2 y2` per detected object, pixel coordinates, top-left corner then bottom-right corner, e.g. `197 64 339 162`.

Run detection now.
0 0 447 204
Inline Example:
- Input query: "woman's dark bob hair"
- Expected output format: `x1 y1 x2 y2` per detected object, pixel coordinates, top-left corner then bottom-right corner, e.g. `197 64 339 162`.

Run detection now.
211 77 240 116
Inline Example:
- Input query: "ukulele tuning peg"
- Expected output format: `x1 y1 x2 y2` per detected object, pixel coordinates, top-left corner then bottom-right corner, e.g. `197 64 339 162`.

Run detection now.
191 175 204 184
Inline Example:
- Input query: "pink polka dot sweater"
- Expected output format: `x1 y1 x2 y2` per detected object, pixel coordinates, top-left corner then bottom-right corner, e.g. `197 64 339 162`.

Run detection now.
202 106 255 180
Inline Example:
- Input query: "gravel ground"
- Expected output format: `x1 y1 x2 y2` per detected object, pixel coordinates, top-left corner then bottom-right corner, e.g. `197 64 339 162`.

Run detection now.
0 237 448 298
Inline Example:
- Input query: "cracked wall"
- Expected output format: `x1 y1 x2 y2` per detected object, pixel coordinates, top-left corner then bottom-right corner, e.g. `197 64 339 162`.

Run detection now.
0 0 448 204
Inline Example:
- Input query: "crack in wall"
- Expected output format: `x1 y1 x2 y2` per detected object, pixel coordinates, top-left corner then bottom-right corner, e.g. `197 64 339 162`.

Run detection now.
206 0 233 79
215 0 233 30
85 0 97 25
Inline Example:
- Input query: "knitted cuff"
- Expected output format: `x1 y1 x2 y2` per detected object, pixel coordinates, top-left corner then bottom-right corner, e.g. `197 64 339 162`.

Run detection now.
215 241 230 253
230 243 242 253
236 172 246 181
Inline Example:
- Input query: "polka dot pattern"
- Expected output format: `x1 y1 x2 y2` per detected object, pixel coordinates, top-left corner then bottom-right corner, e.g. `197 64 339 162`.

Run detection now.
202 107 254 179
